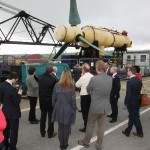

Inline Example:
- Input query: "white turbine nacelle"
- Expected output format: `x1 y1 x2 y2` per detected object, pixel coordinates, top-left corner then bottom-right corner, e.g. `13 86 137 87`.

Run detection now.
54 25 132 49
81 26 132 49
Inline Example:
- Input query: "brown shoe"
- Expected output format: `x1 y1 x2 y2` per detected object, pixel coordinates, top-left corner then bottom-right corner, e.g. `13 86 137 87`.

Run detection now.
133 132 144 138
48 132 57 138
78 139 89 148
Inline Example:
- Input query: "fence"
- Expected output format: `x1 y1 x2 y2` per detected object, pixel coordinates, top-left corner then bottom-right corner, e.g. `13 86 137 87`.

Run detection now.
0 57 150 82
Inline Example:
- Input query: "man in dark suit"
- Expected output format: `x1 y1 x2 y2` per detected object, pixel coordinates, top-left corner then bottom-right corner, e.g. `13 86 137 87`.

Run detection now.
122 67 143 138
38 66 57 138
0 72 22 150
108 66 121 123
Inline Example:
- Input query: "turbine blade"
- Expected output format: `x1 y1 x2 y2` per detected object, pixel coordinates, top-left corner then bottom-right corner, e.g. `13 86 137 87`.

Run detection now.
77 36 113 56
53 42 70 59
69 0 81 26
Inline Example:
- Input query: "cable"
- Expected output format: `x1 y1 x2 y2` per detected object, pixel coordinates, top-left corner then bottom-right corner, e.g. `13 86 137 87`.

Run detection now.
0 1 21 12
0 7 17 15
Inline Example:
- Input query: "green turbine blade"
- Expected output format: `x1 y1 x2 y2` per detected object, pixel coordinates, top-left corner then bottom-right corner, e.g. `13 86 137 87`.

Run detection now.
69 0 81 26
53 42 70 59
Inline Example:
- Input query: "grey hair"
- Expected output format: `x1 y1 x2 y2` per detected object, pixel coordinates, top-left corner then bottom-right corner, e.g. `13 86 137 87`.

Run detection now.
53 66 58 72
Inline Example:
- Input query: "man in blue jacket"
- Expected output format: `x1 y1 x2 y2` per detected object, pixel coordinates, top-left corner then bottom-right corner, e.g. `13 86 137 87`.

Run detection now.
122 67 143 138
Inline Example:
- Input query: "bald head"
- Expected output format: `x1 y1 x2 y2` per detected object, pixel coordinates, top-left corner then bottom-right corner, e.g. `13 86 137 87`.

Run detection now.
82 63 90 73
53 66 58 73
110 66 118 74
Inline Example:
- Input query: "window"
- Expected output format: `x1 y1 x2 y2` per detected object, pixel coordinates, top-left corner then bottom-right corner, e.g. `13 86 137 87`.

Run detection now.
140 55 146 62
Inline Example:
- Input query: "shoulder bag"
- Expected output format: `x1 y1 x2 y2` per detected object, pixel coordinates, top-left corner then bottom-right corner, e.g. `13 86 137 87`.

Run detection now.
140 85 150 107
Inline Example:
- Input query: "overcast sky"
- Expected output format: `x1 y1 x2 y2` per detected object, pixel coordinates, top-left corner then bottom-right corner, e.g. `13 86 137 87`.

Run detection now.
0 0 150 54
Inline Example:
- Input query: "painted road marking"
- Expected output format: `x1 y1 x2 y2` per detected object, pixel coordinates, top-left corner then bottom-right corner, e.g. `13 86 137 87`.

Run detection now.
21 106 39 112
70 106 150 150
120 90 126 93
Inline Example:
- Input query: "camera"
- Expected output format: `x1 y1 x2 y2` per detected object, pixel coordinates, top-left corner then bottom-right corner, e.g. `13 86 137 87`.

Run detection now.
19 86 22 91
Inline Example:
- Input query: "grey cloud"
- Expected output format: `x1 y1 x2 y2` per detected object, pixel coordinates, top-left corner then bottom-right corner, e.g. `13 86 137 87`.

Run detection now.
1 0 150 49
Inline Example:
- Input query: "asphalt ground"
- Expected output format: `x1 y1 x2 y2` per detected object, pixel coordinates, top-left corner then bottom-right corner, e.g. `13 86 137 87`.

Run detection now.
17 76 150 150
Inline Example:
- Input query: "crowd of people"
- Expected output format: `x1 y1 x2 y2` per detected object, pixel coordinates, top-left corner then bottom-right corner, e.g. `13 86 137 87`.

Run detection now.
0 62 144 150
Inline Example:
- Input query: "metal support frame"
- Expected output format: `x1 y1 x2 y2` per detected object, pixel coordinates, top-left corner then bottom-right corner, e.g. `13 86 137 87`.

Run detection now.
113 44 127 65
0 11 60 46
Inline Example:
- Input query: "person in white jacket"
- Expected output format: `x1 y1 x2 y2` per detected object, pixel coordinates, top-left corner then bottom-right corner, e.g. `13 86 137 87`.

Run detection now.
75 63 93 132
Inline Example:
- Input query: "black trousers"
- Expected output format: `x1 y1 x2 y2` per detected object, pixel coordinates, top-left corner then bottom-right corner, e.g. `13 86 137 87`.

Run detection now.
125 104 143 136
110 97 118 120
80 95 91 129
3 119 19 150
40 102 54 136
0 141 4 150
28 96 38 121
58 123 71 147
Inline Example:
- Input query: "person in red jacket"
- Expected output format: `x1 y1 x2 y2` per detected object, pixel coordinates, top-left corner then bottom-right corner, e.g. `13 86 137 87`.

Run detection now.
133 65 142 80
0 104 7 150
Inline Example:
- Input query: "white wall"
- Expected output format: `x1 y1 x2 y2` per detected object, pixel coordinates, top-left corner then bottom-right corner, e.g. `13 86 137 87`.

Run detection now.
123 53 150 67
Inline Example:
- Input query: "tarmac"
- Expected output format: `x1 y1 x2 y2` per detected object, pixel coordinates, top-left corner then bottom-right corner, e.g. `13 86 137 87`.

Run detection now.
17 76 150 150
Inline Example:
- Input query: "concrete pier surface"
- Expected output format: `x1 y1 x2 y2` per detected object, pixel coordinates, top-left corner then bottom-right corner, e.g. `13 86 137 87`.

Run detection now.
17 76 150 150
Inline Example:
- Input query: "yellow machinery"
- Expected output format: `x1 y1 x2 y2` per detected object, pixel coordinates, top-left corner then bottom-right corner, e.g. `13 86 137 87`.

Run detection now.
53 0 132 61
54 25 131 55
15 59 27 65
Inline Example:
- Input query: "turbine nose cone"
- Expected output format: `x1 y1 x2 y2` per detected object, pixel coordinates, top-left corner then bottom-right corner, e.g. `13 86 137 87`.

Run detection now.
54 25 83 43
54 25 66 42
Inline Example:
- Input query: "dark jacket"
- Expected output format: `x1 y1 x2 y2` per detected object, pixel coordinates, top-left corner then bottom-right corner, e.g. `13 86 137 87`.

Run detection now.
38 72 57 107
110 74 121 98
125 76 142 106
73 67 82 83
51 83 76 125
51 73 59 82
0 81 21 119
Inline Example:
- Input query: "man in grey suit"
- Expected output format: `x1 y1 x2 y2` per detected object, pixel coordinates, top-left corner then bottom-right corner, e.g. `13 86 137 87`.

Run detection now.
78 60 112 150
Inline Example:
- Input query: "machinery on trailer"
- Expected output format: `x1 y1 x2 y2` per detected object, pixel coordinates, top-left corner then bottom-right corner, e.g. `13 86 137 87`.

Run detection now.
53 0 132 62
